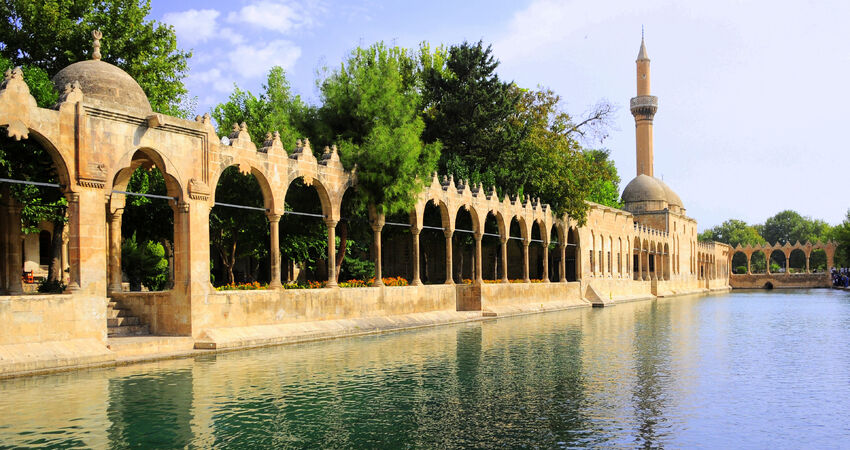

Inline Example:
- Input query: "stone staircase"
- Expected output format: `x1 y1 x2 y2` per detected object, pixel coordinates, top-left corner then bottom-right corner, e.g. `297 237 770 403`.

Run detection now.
107 299 149 337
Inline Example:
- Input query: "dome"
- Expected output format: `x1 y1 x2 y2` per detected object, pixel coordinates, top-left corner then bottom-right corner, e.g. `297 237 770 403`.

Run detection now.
621 174 666 204
657 179 683 209
52 60 152 115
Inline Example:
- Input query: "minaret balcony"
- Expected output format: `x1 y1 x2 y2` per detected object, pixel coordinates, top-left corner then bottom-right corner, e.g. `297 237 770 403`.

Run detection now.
630 95 658 117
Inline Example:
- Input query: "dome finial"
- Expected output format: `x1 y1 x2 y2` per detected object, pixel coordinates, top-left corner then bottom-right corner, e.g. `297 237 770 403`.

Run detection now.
92 30 103 61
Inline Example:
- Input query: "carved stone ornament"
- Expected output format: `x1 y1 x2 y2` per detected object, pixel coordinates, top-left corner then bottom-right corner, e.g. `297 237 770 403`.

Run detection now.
188 178 211 201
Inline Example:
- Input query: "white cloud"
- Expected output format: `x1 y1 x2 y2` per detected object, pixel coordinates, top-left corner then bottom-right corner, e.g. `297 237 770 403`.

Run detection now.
226 0 323 33
163 9 221 45
189 68 235 94
228 40 302 78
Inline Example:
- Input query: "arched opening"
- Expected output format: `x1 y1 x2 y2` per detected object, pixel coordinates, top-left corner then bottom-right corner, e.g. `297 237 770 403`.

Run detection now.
750 250 767 274
114 164 176 292
789 249 807 274
482 212 502 281
648 242 657 279
453 207 475 283
764 281 774 289
420 201 447 284
810 249 827 273
335 189 375 283
566 227 579 282
548 225 561 282
529 221 545 281
768 250 786 274
732 251 749 274
507 218 524 280
0 127 72 294
633 239 641 281
276 178 329 286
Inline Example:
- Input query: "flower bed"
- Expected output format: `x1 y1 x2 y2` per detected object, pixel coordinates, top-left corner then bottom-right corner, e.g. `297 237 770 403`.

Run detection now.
481 279 546 284
215 281 268 291
339 277 409 288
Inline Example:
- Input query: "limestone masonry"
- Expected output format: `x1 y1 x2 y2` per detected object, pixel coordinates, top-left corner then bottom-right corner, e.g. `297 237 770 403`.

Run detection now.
0 35 743 378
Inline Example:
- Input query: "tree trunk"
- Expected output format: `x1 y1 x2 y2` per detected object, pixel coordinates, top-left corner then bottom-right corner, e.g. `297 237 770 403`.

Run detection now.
48 217 65 282
335 221 348 279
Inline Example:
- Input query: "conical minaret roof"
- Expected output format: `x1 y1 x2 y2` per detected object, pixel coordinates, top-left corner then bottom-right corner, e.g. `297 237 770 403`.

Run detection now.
637 37 649 61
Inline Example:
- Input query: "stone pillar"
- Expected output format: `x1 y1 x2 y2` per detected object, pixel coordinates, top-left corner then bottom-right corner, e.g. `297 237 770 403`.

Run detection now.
827 248 835 271
444 229 454 285
747 255 751 275
371 223 383 287
411 227 422 286
65 189 107 295
325 219 338 288
107 209 124 293
542 242 550 282
522 240 530 283
765 252 771 274
268 214 282 289
784 253 790 276
805 252 810 274
500 238 509 283
474 233 483 284
3 201 23 295
637 250 643 281
559 243 567 282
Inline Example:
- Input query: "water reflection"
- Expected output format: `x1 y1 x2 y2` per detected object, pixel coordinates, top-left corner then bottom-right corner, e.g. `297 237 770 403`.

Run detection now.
1 289 849 448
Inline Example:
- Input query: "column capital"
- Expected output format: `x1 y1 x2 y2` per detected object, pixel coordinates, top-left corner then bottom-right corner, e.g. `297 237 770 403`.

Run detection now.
266 213 282 223
410 226 421 235
443 228 454 239
324 218 338 227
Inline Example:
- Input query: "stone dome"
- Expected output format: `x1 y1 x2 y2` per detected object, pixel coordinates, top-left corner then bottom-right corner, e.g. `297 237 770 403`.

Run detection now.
657 179 684 209
52 60 152 115
622 174 666 204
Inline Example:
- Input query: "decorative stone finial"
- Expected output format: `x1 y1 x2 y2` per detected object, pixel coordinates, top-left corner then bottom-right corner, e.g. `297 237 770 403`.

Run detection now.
92 30 103 61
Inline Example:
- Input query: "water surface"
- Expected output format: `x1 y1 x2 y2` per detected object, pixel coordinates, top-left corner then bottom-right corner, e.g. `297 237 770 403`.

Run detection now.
1 289 849 448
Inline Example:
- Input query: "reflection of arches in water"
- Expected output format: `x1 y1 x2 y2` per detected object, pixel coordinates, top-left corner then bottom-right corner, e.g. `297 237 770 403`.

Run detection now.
764 281 774 289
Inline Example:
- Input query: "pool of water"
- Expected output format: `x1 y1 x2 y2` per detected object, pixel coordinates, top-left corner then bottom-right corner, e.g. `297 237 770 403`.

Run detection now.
1 289 849 448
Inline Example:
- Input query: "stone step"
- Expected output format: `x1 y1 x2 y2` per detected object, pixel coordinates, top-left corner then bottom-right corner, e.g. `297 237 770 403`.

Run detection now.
108 301 119 309
107 324 149 337
107 316 140 327
107 308 132 319
107 336 195 360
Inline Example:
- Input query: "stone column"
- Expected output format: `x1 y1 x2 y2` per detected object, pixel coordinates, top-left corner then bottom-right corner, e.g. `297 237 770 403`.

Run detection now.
268 214 282 289
542 242 550 282
107 208 124 293
559 243 567 282
747 254 751 275
410 227 422 286
637 250 643 281
65 188 107 295
444 229 454 285
805 252 810 274
827 248 835 271
784 252 790 276
4 201 23 295
500 238 509 283
765 252 771 274
474 233 483 284
522 240 530 283
371 223 383 287
325 219 338 288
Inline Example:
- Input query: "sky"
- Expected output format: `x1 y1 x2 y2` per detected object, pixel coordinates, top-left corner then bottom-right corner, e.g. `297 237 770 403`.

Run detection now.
149 0 850 229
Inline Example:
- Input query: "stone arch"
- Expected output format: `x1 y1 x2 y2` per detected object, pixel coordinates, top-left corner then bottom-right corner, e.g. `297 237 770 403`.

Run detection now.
731 250 749 274
566 226 580 281
768 249 786 274
282 175 336 221
112 147 184 199
663 242 670 280
529 219 546 280
789 248 807 273
2 127 74 190
209 163 277 213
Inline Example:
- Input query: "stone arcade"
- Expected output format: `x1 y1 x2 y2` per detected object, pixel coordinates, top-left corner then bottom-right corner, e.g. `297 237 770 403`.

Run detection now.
0 35 732 377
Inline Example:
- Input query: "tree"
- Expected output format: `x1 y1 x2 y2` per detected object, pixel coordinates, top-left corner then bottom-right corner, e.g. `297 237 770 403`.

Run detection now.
699 219 766 247
319 42 440 216
120 232 168 291
762 210 831 245
0 0 192 117
830 210 850 267
422 40 521 188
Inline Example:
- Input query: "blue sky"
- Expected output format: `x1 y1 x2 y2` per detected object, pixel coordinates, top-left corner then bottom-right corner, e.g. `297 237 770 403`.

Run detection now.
150 0 850 229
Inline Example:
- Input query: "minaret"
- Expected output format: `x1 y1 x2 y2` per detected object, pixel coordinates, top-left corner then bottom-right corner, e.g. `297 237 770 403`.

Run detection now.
630 35 658 177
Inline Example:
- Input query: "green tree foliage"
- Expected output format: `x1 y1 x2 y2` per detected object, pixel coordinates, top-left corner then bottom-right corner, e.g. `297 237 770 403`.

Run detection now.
211 66 310 150
422 40 521 188
0 0 192 117
830 210 850 267
319 42 441 216
121 167 172 250
762 210 831 245
120 232 168 291
698 219 766 247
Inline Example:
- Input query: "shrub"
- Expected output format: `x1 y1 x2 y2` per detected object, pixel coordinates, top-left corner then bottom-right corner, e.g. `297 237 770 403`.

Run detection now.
735 265 747 274
121 233 169 291
215 281 268 291
37 279 65 294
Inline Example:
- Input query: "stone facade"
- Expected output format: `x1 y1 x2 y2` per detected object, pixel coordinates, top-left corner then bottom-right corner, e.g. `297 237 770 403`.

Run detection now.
0 34 735 377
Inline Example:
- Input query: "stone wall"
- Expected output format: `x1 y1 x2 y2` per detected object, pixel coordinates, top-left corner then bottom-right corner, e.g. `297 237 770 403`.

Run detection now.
729 273 830 289
0 294 105 345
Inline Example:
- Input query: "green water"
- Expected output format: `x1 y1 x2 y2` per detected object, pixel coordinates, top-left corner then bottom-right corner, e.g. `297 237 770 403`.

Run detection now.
1 289 849 448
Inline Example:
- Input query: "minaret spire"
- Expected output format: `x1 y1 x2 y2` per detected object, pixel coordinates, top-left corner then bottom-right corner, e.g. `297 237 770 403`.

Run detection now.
630 32 658 177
